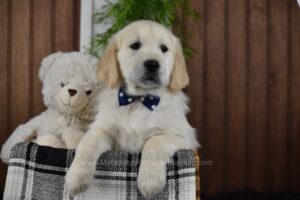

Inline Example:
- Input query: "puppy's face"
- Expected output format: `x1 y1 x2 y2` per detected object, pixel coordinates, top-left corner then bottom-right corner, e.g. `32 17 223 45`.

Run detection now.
98 20 189 93
117 23 176 90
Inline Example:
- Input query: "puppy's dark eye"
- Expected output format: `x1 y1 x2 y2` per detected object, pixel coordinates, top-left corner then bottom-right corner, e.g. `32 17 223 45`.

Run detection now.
60 83 65 87
160 44 168 53
130 41 141 50
86 90 92 95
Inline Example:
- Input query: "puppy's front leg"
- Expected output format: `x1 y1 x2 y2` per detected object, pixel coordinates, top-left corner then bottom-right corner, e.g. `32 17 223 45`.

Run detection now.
65 128 112 196
137 134 190 198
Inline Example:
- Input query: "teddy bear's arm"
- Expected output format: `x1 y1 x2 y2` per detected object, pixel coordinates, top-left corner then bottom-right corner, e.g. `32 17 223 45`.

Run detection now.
0 112 44 163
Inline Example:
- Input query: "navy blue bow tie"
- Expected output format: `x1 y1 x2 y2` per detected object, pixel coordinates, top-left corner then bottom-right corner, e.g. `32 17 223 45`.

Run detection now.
118 88 160 111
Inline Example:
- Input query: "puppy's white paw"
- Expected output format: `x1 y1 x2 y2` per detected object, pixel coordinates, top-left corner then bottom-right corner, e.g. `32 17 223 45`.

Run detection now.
137 160 167 199
65 164 94 197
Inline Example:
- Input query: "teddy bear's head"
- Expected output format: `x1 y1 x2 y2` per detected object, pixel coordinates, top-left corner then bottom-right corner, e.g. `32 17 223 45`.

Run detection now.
39 52 100 115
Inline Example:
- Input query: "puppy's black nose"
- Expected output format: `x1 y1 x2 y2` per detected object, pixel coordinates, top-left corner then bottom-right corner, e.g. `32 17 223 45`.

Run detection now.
144 59 160 72
68 89 77 97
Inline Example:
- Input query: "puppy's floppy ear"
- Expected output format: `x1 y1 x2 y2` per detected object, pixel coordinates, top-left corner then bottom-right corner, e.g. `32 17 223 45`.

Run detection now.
168 40 189 92
39 52 62 82
97 37 121 88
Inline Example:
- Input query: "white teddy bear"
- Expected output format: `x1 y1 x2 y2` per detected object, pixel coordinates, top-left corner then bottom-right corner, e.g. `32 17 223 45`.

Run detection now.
0 52 100 163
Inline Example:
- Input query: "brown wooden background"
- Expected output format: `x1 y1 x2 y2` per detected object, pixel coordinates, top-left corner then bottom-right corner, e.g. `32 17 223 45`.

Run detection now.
184 0 300 196
0 0 300 197
0 0 80 193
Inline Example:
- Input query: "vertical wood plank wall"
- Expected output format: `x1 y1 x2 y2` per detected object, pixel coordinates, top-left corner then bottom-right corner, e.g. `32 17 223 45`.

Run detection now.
0 0 299 197
184 0 300 196
0 0 80 193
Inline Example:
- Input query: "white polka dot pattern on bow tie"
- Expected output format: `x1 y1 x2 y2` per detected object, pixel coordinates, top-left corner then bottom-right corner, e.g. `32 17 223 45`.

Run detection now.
118 88 160 111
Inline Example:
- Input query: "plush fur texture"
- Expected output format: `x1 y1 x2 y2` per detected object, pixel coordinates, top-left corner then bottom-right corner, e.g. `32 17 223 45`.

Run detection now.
66 20 199 198
0 52 100 163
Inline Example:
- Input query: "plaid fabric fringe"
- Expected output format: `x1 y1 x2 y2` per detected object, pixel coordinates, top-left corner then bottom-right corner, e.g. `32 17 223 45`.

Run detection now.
3 142 197 200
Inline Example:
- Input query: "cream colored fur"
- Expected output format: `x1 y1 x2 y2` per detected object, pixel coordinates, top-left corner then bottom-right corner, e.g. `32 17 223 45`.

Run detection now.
66 21 199 198
0 52 100 163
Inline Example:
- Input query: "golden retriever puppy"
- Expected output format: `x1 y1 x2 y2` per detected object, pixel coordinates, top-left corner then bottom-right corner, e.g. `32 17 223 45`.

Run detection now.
66 20 199 198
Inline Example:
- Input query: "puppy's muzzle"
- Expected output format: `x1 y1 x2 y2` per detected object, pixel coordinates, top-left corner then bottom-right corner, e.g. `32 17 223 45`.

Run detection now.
144 59 160 73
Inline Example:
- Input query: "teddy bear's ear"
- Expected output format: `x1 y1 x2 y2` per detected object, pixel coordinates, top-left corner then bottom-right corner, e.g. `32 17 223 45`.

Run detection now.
39 52 63 81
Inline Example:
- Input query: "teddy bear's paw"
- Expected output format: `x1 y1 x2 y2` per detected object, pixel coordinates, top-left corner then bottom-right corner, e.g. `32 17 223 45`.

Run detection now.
35 134 65 148
137 160 167 199
0 147 10 164
62 129 85 149
65 164 94 197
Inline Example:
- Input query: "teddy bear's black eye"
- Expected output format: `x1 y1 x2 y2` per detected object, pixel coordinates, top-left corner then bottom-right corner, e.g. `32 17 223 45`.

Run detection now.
86 90 92 95
130 41 141 50
60 82 65 87
160 44 168 53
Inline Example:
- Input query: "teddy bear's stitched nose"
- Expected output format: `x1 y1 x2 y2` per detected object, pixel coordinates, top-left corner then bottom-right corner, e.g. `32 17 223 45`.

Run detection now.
68 89 77 97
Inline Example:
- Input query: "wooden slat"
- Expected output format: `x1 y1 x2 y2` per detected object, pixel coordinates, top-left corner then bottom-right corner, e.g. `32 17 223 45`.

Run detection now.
183 0 204 194
54 0 75 51
204 0 226 195
31 0 52 116
9 0 31 132
247 0 268 191
0 0 9 192
267 0 288 191
289 0 300 193
73 0 80 50
185 0 204 149
225 0 247 190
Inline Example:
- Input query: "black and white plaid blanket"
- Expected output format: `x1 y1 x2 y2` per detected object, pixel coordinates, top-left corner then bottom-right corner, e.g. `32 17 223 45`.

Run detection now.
3 142 197 200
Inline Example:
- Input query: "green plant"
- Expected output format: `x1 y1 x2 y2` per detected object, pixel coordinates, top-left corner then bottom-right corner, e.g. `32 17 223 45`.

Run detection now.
87 0 200 57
